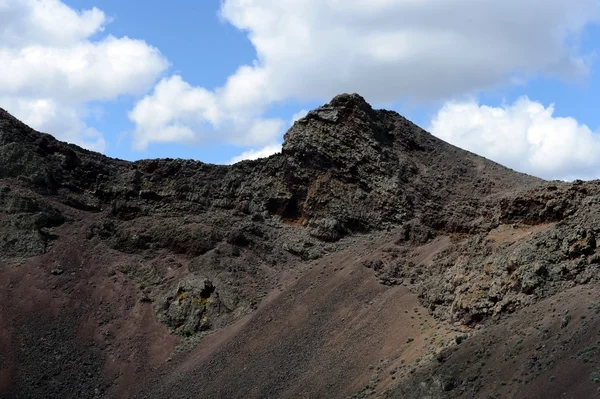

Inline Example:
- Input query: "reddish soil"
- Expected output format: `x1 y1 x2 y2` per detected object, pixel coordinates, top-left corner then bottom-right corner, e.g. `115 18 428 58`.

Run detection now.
0 204 178 398
137 237 453 398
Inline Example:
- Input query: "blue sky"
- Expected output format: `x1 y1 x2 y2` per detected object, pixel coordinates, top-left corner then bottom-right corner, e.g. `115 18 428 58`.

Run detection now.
63 0 263 163
1 0 600 179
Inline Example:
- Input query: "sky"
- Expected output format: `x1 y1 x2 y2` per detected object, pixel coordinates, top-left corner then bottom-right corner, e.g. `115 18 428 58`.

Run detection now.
1 0 600 181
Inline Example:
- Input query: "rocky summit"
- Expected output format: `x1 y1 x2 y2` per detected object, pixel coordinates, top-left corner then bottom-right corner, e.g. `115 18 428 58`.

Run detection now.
2 94 600 398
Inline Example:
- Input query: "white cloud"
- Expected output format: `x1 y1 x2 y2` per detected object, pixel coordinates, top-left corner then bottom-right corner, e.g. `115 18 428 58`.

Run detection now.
219 0 598 102
228 143 281 164
0 37 167 103
129 75 285 151
430 97 600 181
0 0 168 151
0 0 107 48
130 0 599 154
1 96 106 151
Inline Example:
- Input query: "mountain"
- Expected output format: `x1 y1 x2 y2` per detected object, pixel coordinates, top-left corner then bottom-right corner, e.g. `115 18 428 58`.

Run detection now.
1 94 600 398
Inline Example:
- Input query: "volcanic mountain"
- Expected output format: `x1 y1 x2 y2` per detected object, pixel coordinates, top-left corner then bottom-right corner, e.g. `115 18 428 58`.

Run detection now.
2 94 600 398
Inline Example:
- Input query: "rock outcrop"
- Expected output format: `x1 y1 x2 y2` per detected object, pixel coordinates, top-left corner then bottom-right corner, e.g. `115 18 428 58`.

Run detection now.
3 94 600 399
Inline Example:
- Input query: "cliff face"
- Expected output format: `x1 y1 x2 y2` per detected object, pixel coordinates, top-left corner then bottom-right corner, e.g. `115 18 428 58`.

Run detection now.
0 94 540 259
3 94 600 398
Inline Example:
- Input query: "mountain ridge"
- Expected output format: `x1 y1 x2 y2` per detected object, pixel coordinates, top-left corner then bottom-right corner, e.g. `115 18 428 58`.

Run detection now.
2 94 600 398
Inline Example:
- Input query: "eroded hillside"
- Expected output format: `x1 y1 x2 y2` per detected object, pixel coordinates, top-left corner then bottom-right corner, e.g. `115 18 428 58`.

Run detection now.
2 94 600 398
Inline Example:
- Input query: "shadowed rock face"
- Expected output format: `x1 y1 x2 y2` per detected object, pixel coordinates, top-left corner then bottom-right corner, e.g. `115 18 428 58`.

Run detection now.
3 94 600 398
0 93 541 251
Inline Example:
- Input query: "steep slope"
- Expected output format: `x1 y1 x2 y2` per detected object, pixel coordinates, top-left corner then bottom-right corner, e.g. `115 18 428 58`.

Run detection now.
389 284 600 399
5 93 598 398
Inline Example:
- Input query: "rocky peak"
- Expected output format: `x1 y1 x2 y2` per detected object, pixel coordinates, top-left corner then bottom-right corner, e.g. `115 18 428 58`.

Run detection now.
281 93 394 169
0 96 541 239
298 92 377 124
328 92 372 109
285 92 382 143
4 92 600 399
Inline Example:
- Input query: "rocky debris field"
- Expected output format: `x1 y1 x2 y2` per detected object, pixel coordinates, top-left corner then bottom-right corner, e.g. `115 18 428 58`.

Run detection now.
1 94 600 398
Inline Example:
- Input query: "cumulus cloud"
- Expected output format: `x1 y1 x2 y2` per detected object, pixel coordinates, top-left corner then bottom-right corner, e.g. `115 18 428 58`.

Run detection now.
0 0 106 47
430 97 600 181
1 96 106 151
218 0 598 103
228 143 282 164
129 75 285 151
0 0 168 151
130 0 599 154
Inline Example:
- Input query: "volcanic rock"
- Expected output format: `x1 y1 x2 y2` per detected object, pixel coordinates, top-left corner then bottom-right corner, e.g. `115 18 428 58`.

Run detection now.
2 94 600 399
